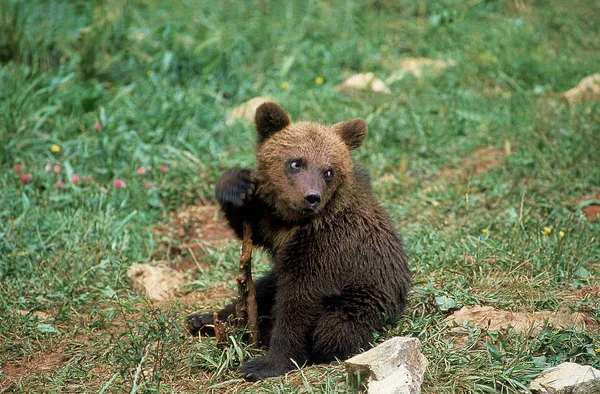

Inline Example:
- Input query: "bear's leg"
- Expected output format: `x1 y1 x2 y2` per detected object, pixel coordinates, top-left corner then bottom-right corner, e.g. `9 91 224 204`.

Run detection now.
186 270 277 340
240 281 325 380
309 287 388 362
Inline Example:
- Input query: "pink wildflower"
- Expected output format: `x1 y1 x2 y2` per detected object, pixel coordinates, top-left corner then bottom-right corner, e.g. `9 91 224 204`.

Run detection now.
113 179 126 189
94 121 101 131
71 173 80 184
53 165 61 173
45 164 52 171
136 167 147 175
160 165 167 173
20 173 33 184
56 180 64 188
14 164 22 172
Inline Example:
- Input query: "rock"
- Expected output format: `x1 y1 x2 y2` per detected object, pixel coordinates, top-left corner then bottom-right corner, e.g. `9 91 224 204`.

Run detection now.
226 96 275 125
398 57 455 78
563 74 600 105
336 73 391 94
528 362 600 393
126 263 184 301
445 305 589 336
344 337 428 394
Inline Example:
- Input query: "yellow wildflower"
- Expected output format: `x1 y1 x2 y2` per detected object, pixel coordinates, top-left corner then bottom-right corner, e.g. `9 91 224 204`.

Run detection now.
315 76 324 85
51 144 60 153
281 81 290 89
559 231 565 237
543 227 552 234
482 228 489 235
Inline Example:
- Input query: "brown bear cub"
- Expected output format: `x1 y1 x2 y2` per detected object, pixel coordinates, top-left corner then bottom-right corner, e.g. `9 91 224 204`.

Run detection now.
187 103 411 380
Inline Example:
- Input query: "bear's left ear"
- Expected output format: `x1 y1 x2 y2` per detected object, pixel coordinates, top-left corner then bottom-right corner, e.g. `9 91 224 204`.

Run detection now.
334 118 367 150
255 102 292 144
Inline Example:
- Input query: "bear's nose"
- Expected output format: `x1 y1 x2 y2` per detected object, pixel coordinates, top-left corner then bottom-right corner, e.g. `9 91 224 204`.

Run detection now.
304 191 321 207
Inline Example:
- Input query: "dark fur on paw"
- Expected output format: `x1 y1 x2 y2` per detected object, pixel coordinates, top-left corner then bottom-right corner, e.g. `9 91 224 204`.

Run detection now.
215 168 255 208
186 313 215 336
240 356 293 381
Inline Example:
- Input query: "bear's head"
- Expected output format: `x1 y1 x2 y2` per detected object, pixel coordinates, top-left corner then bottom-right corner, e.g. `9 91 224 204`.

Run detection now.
253 102 367 223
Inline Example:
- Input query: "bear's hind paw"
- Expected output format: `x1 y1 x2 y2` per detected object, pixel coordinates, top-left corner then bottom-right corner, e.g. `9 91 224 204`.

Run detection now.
240 356 292 381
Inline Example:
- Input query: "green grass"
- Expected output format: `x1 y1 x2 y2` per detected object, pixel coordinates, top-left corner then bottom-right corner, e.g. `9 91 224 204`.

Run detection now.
1 0 599 392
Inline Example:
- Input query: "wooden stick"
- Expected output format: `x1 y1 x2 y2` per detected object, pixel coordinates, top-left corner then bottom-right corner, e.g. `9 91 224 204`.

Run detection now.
212 312 227 344
235 222 259 347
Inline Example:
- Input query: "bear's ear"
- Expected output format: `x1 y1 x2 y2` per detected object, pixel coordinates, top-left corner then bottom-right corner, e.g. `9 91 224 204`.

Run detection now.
334 118 367 150
255 102 292 144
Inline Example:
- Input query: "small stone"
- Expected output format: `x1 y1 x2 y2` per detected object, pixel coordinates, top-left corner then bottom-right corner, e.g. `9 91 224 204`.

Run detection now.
528 362 600 393
126 263 184 301
563 74 600 105
344 337 428 394
399 57 455 78
336 73 391 94
226 96 275 125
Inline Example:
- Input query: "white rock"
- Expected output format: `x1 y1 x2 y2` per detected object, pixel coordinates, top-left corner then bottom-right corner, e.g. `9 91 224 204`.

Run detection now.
345 337 428 394
529 362 600 394
127 263 184 301
226 96 275 125
563 73 600 105
336 73 391 94
399 57 455 78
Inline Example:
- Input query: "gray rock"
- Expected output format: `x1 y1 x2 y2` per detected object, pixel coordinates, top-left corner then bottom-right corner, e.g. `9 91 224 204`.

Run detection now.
529 362 600 394
344 337 427 394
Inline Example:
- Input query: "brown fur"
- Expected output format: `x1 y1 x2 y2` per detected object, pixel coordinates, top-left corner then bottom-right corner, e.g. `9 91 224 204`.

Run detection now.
187 103 411 381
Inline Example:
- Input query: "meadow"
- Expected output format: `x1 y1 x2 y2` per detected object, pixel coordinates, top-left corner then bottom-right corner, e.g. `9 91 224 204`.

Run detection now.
1 0 599 392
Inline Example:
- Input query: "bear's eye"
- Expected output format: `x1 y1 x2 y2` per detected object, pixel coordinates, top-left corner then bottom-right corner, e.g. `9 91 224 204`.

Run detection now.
289 160 302 171
324 168 334 180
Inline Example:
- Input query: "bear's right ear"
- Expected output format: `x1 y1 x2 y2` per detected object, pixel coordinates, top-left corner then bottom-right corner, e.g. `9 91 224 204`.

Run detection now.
255 102 292 144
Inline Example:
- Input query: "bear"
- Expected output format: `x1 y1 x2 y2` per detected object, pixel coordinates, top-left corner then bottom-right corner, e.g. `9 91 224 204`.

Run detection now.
187 102 411 381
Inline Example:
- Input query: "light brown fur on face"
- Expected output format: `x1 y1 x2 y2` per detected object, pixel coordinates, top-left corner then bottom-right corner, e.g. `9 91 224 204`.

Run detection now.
255 121 355 223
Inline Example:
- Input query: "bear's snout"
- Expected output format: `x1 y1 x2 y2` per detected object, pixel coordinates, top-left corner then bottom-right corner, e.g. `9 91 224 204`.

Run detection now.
304 190 321 207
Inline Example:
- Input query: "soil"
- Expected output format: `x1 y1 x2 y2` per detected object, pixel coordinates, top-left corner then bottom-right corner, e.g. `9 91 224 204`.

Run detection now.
438 146 505 181
570 193 600 222
582 202 600 222
152 204 235 274
2 352 65 379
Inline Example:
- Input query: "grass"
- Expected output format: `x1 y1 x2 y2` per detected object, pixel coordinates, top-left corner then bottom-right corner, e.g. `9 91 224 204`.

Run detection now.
1 0 599 392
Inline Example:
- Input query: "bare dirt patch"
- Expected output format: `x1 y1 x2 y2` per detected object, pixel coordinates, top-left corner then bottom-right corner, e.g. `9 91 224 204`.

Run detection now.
2 351 65 380
583 205 600 221
445 305 593 336
174 286 236 315
569 193 600 222
152 204 235 273
439 146 506 181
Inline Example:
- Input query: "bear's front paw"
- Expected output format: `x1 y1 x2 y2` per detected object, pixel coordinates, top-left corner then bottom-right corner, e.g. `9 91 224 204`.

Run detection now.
215 168 255 208
240 356 292 381
186 313 215 337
